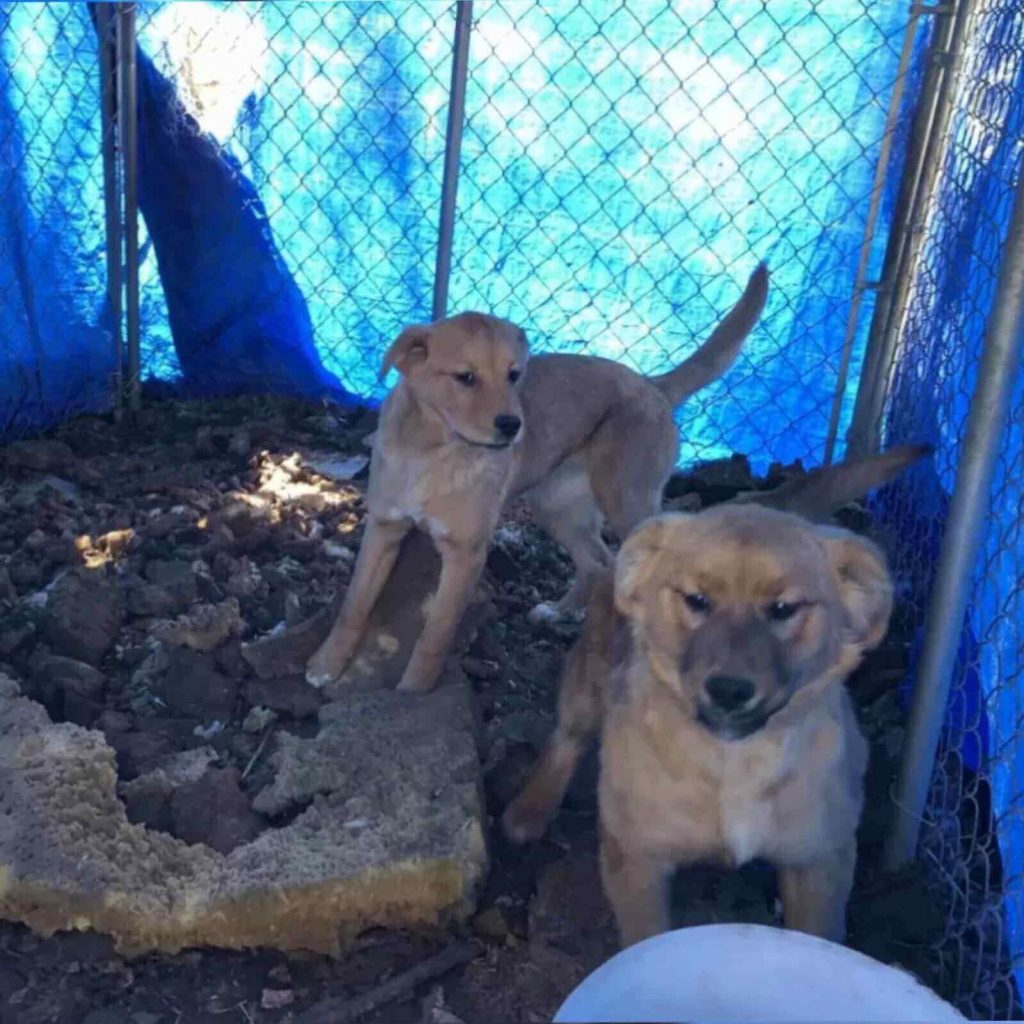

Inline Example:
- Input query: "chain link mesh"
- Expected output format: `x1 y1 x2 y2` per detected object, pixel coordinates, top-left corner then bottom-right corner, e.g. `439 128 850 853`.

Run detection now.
133 0 455 400
876 0 1024 1016
122 0 912 468
448 0 913 466
0 2 112 438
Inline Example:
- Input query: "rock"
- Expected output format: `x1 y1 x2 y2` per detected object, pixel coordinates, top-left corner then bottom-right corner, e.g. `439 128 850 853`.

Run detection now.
484 745 537 815
146 509 195 540
244 675 323 719
664 492 702 513
120 746 221 831
126 582 182 619
97 709 133 739
665 453 755 505
0 609 35 656
155 648 238 721
421 985 465 1024
303 452 368 481
62 690 106 729
81 1008 129 1024
1 438 74 472
8 556 43 591
31 652 106 700
243 705 277 733
0 680 485 955
144 560 199 608
0 565 16 602
153 599 243 652
225 558 264 599
529 855 614 958
241 608 335 681
472 904 511 942
170 767 265 854
261 987 295 1010
42 570 124 666
486 546 520 584
214 639 250 680
109 730 179 780
122 784 172 833
96 529 137 558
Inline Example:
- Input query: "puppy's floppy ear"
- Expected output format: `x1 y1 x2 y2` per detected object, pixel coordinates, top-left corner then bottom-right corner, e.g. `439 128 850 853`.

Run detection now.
381 324 430 379
816 526 893 652
614 515 680 620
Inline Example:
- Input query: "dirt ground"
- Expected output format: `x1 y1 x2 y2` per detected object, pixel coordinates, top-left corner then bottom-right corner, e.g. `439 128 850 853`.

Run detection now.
0 396 950 1024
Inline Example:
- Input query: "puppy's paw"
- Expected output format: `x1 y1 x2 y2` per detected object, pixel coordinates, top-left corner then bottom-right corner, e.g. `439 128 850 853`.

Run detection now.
528 600 585 626
501 798 549 845
305 667 335 689
396 671 437 694
305 649 342 689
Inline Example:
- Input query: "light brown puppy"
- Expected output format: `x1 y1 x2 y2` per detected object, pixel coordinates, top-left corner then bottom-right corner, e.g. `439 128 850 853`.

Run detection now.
307 266 769 693
503 502 894 948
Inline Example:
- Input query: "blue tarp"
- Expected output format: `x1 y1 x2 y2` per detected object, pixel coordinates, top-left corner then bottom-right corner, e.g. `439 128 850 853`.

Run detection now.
2 0 912 467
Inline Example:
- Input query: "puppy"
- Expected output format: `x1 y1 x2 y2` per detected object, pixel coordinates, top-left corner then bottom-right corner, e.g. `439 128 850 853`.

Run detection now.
307 265 769 693
503 502 894 947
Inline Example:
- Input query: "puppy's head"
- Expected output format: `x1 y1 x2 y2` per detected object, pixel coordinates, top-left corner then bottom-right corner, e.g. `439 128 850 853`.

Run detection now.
614 505 892 741
382 312 528 449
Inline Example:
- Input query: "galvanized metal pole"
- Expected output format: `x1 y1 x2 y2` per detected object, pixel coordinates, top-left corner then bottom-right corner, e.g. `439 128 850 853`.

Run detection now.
97 2 123 418
432 1 473 323
822 3 924 465
884 165 1024 870
846 0 971 457
116 2 141 412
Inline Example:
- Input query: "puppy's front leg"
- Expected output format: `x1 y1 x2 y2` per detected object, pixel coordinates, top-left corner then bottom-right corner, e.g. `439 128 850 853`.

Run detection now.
503 638 600 843
396 538 486 693
777 843 856 943
306 516 410 688
600 829 673 948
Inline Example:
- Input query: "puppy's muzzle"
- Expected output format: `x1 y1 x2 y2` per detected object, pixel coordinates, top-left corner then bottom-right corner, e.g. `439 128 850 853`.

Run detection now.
698 674 768 740
494 414 522 443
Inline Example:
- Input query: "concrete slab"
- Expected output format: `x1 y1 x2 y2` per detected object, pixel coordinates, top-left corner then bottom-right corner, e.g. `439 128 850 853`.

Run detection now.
0 682 487 956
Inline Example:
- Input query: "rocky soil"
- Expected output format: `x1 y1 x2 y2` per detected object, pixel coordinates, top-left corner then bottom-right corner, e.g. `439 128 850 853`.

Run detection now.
0 397 950 1023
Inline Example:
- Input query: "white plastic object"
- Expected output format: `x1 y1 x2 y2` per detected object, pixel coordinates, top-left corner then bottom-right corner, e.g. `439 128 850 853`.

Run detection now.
554 924 964 1023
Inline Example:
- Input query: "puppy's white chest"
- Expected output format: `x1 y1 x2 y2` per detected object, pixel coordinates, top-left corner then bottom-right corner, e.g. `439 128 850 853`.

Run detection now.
717 739 792 865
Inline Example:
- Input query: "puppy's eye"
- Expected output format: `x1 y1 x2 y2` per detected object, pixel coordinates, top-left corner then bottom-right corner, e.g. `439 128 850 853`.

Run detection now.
767 600 801 622
453 371 476 387
508 368 522 384
683 592 711 614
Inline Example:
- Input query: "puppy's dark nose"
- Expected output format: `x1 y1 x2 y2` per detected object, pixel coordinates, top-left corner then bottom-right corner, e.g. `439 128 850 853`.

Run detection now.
705 675 755 712
494 414 522 440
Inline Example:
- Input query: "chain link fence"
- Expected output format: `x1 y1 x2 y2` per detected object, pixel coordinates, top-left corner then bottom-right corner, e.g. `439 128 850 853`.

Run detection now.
0 2 112 438
869 0 1024 1017
3 1 1024 1019
119 0 913 468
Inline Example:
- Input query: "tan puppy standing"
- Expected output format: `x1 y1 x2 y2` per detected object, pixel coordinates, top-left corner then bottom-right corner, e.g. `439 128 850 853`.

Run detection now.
503 495 900 948
307 265 769 694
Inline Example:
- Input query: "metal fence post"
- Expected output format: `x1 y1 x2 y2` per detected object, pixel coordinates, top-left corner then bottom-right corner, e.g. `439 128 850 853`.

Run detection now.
116 1 141 412
846 0 973 457
822 2 927 465
884 162 1024 870
432 1 473 323
96 2 123 419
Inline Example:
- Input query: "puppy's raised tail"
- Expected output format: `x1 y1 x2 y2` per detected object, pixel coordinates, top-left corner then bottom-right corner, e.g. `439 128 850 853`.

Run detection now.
649 262 769 406
734 443 933 522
